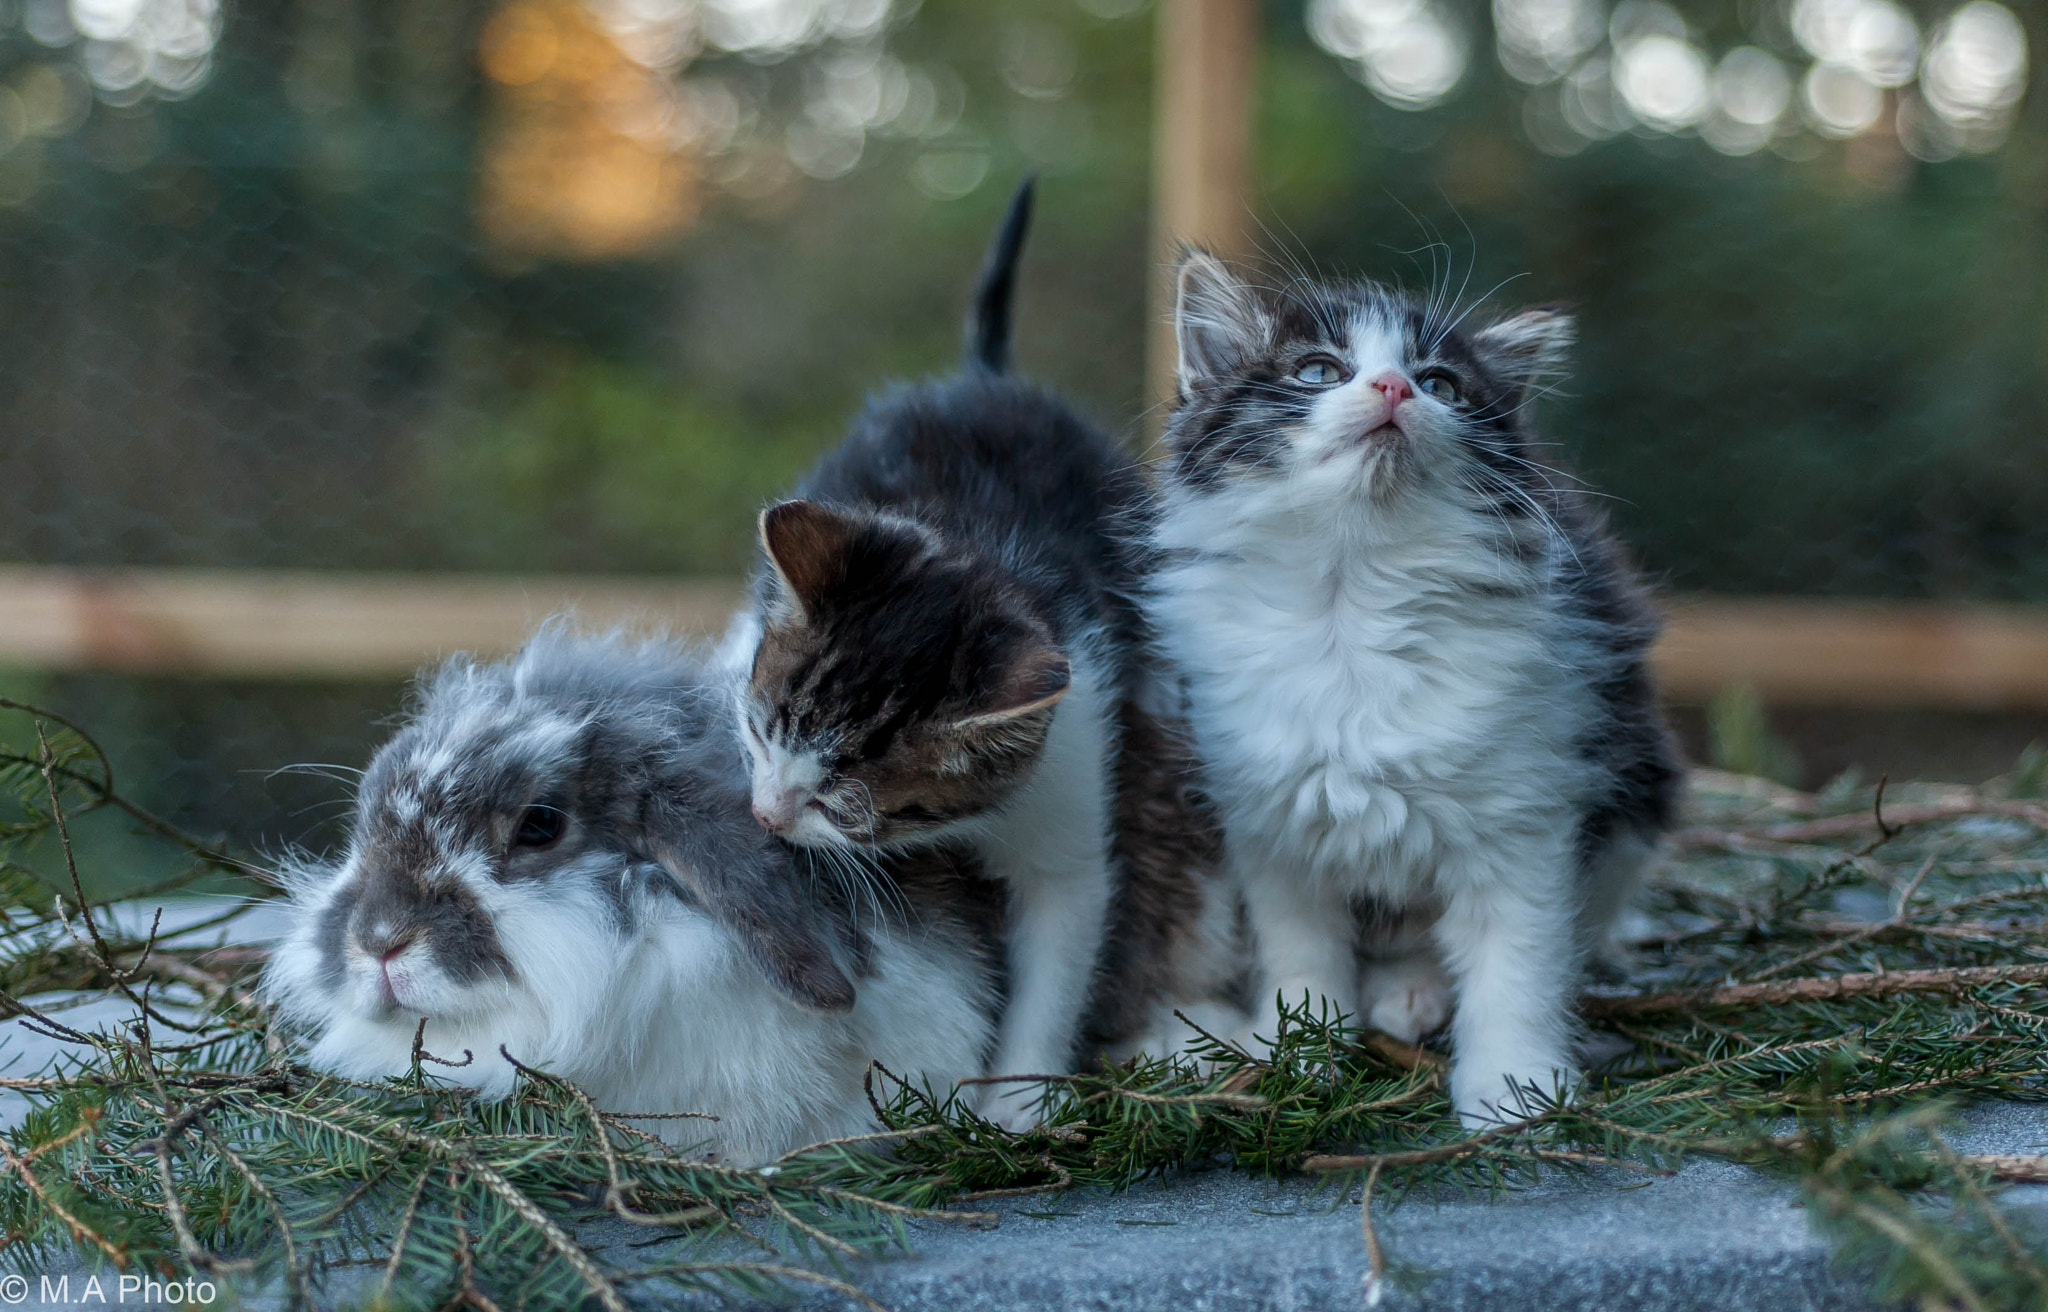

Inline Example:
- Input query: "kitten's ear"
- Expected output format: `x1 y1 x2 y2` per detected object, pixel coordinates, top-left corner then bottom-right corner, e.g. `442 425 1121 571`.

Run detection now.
1471 307 1574 397
760 500 854 618
649 804 857 1014
1175 249 1269 393
957 639 1071 728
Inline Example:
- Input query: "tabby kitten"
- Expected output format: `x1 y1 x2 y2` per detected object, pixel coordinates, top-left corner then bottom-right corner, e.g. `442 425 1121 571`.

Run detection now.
735 184 1212 1125
1145 251 1681 1126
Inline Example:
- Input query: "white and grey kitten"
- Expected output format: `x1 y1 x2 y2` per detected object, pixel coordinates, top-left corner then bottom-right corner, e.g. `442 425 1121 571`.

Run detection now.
1144 251 1681 1126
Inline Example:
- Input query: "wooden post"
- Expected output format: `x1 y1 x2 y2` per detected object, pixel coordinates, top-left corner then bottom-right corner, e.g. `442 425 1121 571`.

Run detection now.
1148 0 1259 438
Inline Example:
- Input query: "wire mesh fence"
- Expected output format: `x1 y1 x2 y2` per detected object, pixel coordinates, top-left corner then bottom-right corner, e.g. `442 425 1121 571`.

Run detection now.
1 0 2043 864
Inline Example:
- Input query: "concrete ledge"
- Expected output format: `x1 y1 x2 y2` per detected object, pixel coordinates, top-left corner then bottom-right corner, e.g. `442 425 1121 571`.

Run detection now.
4 909 2044 1311
689 1100 2042 1312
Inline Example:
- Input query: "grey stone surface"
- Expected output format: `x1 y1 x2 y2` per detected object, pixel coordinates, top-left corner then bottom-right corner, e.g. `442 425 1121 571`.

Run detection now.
5 902 2045 1310
678 1141 2010 1312
624 1101 2043 1312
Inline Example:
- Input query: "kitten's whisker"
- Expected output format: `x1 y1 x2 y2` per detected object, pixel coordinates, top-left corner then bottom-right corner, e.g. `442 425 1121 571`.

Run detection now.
262 762 366 791
1250 212 1328 304
1435 197 1485 348
1459 467 1583 570
1477 375 1573 425
1432 272 1530 352
1381 194 1457 343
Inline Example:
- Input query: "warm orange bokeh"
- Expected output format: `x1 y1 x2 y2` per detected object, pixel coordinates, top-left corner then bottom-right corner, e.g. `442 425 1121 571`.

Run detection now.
477 0 697 262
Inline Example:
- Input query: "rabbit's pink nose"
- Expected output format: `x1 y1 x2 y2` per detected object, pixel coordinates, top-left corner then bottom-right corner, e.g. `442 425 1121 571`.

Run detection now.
1368 371 1412 406
358 925 416 961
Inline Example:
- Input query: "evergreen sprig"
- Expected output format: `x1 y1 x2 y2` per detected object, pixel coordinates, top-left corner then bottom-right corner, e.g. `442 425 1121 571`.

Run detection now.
1 700 2044 1310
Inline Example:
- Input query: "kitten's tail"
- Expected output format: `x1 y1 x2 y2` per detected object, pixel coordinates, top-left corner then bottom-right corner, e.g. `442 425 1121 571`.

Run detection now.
964 176 1035 374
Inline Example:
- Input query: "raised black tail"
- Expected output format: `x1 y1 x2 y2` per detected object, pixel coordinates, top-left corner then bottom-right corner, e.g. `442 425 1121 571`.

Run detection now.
964 177 1036 373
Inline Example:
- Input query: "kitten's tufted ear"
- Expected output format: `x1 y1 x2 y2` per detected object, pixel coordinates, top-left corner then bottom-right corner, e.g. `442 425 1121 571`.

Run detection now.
760 500 854 619
1471 307 1574 398
1175 249 1270 394
957 636 1071 729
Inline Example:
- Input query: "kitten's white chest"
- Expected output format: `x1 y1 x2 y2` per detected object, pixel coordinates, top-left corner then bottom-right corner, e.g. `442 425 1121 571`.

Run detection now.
1153 539 1582 891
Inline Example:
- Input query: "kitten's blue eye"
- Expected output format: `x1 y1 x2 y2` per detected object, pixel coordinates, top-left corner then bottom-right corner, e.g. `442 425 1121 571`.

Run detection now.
1418 371 1461 403
1292 357 1345 387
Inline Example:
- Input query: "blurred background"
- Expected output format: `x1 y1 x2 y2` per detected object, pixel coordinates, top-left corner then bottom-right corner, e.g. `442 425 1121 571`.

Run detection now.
1 0 2045 889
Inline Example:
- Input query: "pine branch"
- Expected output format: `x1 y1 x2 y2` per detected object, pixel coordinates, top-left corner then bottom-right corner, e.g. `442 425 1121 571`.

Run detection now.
1961 1154 2048 1184
5 721 2047 1311
1585 963 2048 1019
1679 798 2048 848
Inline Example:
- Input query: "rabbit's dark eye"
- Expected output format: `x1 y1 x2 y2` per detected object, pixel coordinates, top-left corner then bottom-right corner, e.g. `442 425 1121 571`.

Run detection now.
513 806 565 848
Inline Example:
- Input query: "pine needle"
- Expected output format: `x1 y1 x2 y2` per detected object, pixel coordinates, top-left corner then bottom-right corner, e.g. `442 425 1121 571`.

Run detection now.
2 698 2045 1310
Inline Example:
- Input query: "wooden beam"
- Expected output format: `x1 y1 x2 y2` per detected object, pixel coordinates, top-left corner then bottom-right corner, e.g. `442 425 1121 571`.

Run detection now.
1655 597 2048 710
3 569 2048 707
1148 0 1259 432
0 567 742 679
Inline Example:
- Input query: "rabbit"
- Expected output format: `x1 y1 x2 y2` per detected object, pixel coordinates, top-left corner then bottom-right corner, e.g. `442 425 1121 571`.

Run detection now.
261 622 1006 1165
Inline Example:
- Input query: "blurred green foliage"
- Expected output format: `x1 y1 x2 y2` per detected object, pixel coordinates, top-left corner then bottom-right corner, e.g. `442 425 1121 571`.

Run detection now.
7 0 2043 594
1706 681 1806 784
420 354 828 575
4 0 2048 849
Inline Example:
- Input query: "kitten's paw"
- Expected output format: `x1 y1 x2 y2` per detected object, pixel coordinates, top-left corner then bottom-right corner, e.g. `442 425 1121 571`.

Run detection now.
1216 1010 1264 1061
1450 1061 1578 1132
1359 959 1452 1043
1134 1001 1259 1064
1254 978 1354 1045
979 1092 1046 1134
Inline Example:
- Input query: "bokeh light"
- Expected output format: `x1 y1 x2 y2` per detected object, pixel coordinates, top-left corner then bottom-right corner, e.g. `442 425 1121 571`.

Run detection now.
1801 60 1883 137
1493 0 1604 85
1300 0 2031 164
1920 1 2028 153
479 0 700 261
1792 0 1920 89
1720 46 1792 128
1307 0 1470 111
586 0 702 70
463 0 988 257
697 0 890 60
1702 46 1791 155
1614 31 1711 131
66 0 223 102
1561 53 1631 140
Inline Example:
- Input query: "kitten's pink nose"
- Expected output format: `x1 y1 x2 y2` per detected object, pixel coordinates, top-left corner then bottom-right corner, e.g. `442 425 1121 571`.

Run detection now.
1369 372 1413 406
753 793 800 832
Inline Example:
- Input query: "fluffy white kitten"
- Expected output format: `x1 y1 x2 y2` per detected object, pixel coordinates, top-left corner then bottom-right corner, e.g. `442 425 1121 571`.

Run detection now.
1144 253 1681 1126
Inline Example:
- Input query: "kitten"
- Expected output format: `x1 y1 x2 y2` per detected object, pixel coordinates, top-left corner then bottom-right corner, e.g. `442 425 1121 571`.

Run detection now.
1144 250 1681 1126
734 183 1223 1124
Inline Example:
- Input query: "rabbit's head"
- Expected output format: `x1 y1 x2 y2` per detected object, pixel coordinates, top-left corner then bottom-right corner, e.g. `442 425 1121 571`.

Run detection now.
263 625 858 1099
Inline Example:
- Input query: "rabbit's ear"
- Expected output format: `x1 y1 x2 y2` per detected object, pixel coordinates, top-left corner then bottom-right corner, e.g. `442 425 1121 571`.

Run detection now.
648 796 856 1014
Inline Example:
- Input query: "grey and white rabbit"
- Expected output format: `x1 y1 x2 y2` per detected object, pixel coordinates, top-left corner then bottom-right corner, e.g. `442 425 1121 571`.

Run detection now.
261 624 1005 1165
